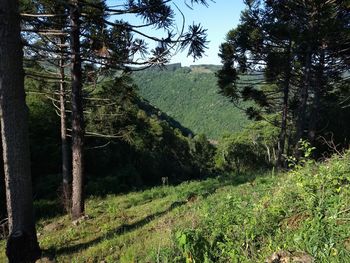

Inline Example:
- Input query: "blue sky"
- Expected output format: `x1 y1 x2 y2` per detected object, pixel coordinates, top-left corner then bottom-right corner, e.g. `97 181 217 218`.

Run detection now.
170 0 246 66
109 1 246 66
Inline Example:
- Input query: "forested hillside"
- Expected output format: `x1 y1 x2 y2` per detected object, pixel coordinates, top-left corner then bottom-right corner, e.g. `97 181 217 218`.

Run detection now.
0 71 214 219
38 72 211 181
133 64 251 139
0 0 349 262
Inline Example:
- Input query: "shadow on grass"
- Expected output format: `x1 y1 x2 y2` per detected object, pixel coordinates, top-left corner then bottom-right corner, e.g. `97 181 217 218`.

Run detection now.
46 171 267 258
34 170 267 222
224 169 268 186
34 199 65 221
49 200 187 257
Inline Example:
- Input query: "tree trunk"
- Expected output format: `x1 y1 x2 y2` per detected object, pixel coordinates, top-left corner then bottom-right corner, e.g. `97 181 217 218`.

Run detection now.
295 46 312 156
59 36 71 213
264 142 271 163
277 41 292 168
0 1 41 261
308 47 325 145
70 0 85 220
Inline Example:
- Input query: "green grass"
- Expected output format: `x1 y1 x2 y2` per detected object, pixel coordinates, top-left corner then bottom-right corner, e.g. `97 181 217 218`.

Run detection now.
174 153 350 262
0 177 234 262
1 153 350 262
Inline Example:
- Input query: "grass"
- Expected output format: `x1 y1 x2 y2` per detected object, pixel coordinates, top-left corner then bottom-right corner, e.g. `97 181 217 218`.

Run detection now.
0 176 234 262
1 153 350 262
173 153 350 262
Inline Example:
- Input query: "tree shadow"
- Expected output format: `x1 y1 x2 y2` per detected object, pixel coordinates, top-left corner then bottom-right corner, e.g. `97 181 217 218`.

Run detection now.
49 200 187 257
221 170 267 186
41 170 269 259
35 171 266 223
34 199 65 221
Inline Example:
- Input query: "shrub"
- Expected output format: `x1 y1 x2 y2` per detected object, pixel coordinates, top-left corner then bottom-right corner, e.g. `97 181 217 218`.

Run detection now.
215 121 279 173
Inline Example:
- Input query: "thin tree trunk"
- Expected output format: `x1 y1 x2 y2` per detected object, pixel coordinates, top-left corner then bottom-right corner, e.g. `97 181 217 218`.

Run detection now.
264 142 271 163
295 46 312 156
277 41 292 168
308 47 325 145
0 0 41 261
70 0 85 220
59 36 71 212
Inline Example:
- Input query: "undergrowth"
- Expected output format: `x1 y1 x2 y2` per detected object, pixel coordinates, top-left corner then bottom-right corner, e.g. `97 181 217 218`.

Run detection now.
174 151 350 262
0 152 349 262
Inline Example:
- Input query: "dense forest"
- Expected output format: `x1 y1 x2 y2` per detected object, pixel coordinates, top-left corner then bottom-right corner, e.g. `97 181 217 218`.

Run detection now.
133 64 251 139
0 0 349 262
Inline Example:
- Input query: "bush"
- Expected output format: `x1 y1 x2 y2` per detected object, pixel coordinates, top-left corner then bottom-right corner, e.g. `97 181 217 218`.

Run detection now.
215 121 278 173
174 229 212 263
189 134 216 176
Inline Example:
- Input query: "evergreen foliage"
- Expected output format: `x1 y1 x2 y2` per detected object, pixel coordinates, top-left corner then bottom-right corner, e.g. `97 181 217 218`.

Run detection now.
8 70 215 204
133 65 251 139
19 0 212 220
215 120 279 173
217 0 350 164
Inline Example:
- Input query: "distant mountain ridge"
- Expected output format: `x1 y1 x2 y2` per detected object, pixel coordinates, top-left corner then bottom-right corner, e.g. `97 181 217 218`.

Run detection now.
144 63 221 72
136 97 194 137
132 64 250 139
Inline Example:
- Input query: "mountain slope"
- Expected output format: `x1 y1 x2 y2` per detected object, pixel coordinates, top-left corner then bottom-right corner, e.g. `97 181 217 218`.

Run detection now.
132 64 250 139
2 152 349 262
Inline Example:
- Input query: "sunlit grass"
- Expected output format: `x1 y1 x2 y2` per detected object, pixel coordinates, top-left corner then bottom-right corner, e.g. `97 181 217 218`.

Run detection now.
1 156 349 262
0 177 232 262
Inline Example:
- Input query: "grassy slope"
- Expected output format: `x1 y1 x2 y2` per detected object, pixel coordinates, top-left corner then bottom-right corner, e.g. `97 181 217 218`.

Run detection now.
0 178 238 262
132 65 251 139
1 153 350 262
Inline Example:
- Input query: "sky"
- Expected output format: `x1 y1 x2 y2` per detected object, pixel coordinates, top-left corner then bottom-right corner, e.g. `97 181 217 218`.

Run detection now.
109 1 246 66
169 0 246 66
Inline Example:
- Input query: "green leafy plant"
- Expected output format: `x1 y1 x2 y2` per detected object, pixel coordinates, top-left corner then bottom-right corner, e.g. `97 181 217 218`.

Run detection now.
215 121 278 173
286 139 316 169
175 229 212 263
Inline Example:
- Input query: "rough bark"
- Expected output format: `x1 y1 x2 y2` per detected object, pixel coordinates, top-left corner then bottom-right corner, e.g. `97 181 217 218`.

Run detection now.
59 36 71 213
276 41 292 168
0 0 41 261
70 0 85 220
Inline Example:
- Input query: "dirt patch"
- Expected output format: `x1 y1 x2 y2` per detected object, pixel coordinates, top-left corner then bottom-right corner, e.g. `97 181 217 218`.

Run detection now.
344 237 350 250
281 213 310 230
266 250 314 263
44 222 64 232
187 194 198 203
35 257 56 263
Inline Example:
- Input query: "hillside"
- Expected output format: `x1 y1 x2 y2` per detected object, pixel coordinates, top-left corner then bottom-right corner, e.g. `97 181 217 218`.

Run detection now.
0 72 214 219
132 64 251 139
24 74 212 193
2 152 349 262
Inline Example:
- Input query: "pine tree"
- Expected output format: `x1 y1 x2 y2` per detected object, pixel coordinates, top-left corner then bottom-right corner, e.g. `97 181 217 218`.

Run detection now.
217 0 350 163
20 0 210 219
0 0 41 261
